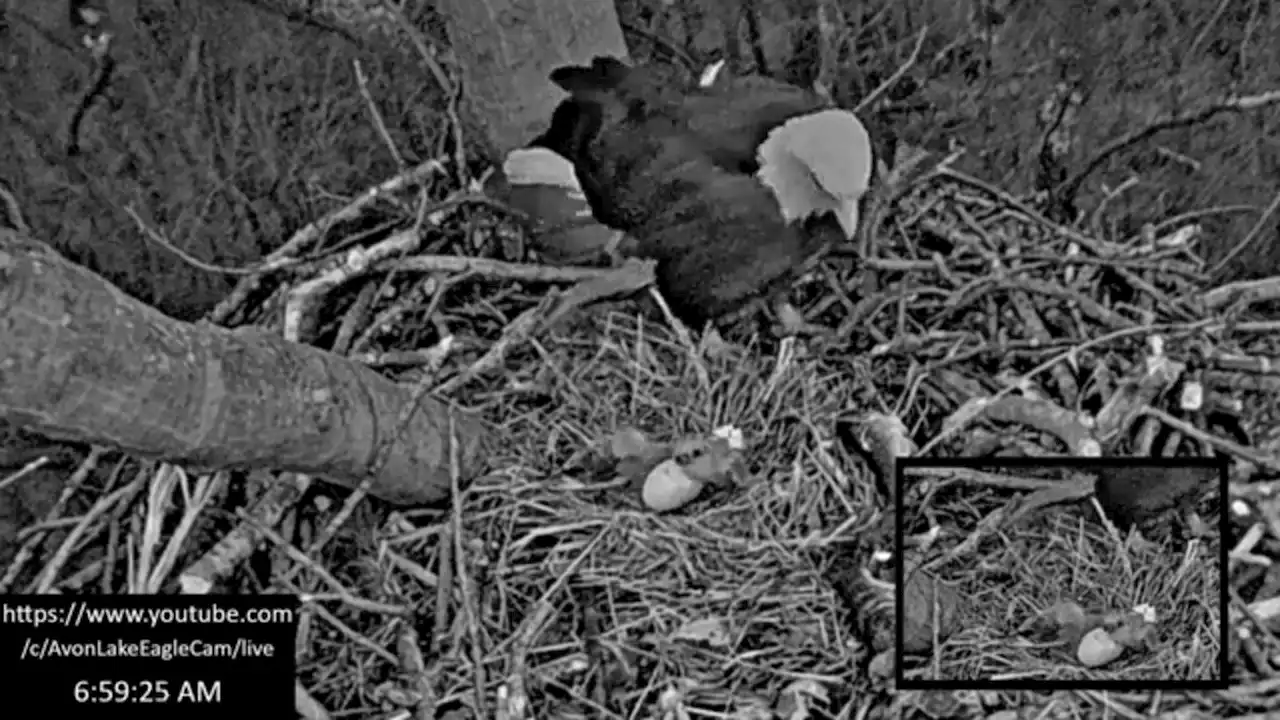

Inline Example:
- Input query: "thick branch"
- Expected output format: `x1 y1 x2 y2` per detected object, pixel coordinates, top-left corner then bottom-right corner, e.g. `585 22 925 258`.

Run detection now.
0 230 487 506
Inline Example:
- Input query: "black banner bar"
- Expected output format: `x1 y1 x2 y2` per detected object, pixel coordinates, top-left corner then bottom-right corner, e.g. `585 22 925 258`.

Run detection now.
0 595 297 717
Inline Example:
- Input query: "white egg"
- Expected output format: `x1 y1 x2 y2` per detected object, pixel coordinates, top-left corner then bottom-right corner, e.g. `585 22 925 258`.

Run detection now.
1077 627 1124 667
642 460 705 511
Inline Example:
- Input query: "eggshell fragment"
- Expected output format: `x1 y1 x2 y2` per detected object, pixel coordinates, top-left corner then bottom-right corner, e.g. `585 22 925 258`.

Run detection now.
642 460 705 511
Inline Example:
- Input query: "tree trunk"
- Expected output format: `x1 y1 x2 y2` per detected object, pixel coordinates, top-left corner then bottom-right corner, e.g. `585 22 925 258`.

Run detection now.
0 229 487 506
436 0 629 159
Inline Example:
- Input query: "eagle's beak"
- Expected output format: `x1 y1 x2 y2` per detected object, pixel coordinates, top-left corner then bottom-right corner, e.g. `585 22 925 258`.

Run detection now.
835 199 860 239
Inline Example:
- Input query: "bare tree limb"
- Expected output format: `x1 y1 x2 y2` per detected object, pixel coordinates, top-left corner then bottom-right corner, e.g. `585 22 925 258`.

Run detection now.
0 229 488 506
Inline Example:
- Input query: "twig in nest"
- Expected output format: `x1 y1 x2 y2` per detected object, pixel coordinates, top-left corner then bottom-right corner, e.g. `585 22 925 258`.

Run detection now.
1209 187 1280 280
434 297 551 395
125 204 374 278
1143 406 1280 472
381 254 629 283
1008 290 1078 405
951 394 1098 456
124 205 303 277
283 226 424 342
1201 274 1280 312
209 160 447 325
331 281 381 356
350 271 472 357
353 59 404 169
286 224 626 343
0 448 110 592
126 191 515 278
1145 205 1255 240
916 320 1210 456
447 414 492 720
939 168 1106 256
177 473 306 594
238 510 412 617
496 530 607 720
1088 175 1139 238
837 412 914 499
542 258 656 329
0 456 49 494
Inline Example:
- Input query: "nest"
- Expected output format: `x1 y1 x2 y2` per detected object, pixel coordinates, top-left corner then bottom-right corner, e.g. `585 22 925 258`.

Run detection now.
265 151 1278 717
7 144 1279 720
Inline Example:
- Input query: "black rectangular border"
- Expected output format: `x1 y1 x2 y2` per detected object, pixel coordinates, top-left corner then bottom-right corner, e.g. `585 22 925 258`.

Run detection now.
894 455 1230 692
0 595 297 716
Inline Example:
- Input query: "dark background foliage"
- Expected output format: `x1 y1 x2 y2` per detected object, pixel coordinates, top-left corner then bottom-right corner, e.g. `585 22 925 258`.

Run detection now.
3 0 1276 323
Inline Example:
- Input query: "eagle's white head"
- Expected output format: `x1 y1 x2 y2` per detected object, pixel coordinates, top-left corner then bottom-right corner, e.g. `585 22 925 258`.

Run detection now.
756 109 873 239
